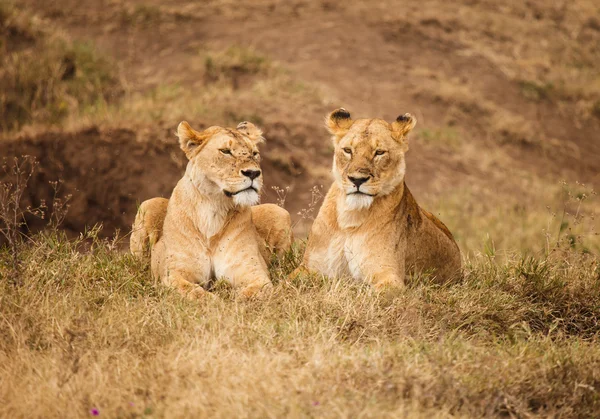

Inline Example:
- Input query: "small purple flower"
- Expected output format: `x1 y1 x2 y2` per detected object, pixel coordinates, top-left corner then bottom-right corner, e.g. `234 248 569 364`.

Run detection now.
312 401 320 406
90 408 99 416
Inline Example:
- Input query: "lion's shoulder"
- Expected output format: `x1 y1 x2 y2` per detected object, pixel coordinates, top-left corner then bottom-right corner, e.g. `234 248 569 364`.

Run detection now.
420 208 455 242
399 184 423 230
398 185 455 242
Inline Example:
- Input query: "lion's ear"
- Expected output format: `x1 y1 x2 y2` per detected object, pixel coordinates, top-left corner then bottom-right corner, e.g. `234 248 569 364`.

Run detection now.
177 121 209 157
391 113 417 142
237 121 264 144
326 108 353 139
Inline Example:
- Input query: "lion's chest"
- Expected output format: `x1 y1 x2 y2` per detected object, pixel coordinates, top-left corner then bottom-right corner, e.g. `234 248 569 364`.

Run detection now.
309 231 368 281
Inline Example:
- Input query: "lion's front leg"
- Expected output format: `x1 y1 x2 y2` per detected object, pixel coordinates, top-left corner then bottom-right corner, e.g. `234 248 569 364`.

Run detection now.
214 255 272 299
212 229 272 299
166 271 212 300
153 239 213 300
369 269 405 290
348 241 406 290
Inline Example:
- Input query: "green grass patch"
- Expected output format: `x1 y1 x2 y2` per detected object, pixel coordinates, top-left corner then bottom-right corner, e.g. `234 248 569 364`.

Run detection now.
519 80 555 102
418 127 462 149
203 45 270 82
119 4 162 27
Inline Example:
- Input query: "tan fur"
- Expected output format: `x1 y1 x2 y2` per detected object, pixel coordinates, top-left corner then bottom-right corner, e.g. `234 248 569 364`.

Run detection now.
250 203 294 257
131 200 293 261
130 198 169 258
301 109 461 289
130 121 293 299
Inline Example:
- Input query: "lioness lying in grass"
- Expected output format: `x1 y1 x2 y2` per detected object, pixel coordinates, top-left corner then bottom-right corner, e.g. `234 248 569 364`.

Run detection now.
299 109 461 288
131 121 293 299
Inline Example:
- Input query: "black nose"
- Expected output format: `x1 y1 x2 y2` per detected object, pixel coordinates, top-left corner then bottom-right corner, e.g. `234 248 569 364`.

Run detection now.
348 176 369 188
241 169 261 180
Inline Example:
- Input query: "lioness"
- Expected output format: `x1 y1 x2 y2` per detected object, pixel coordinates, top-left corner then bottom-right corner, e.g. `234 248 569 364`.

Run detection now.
300 108 461 288
130 121 293 299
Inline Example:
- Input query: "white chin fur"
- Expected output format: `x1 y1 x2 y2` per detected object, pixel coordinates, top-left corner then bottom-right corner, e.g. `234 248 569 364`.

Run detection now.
345 193 374 210
233 189 260 206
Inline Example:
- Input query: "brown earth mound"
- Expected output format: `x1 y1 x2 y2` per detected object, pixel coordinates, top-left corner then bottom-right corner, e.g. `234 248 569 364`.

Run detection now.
0 127 181 239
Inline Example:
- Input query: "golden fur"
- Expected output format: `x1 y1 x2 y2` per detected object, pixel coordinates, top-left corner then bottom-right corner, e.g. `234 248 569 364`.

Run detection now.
300 109 461 288
131 199 292 261
130 197 169 258
130 121 293 299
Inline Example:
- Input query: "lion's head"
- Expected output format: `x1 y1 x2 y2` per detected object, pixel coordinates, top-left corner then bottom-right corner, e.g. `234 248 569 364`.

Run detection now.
176 120 265 207
326 108 416 210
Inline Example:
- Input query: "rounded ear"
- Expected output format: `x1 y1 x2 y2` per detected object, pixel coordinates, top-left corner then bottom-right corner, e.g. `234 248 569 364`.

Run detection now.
177 121 209 158
325 108 353 137
237 121 264 144
391 113 417 141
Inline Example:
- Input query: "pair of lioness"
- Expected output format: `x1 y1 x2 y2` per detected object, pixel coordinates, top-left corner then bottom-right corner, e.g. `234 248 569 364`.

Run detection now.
130 109 461 298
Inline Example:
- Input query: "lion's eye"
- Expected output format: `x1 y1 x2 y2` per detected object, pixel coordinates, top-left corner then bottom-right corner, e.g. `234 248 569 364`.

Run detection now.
375 150 386 156
220 149 232 155
253 151 259 157
343 148 352 155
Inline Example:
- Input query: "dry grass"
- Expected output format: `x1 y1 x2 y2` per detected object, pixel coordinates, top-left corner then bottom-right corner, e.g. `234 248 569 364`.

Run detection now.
0 229 599 418
421 179 600 258
0 2 121 131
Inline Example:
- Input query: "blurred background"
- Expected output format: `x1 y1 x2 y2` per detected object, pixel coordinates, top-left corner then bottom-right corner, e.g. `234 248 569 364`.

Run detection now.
1 0 599 257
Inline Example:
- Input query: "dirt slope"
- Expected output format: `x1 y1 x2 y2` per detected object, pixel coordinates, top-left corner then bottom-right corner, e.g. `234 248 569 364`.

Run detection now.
3 0 599 241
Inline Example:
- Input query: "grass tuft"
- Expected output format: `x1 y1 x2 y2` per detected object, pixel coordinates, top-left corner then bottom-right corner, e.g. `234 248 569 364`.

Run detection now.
519 80 555 102
119 4 162 27
418 126 462 150
204 45 270 85
0 3 121 131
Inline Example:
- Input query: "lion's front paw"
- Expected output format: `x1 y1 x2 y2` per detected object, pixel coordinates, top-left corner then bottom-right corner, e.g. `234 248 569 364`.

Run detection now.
179 284 215 301
190 285 210 299
369 274 403 304
371 273 404 291
287 265 309 281
238 280 273 300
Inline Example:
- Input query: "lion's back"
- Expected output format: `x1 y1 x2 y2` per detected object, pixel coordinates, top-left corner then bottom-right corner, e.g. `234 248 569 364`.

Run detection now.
130 197 169 257
408 205 462 282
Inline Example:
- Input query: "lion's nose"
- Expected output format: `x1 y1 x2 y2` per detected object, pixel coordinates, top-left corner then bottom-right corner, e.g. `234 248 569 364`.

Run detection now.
348 176 369 188
241 169 261 180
